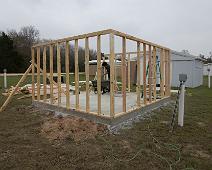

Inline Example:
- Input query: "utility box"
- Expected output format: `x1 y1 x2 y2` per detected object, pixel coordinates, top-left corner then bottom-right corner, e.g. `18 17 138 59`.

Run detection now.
179 74 187 83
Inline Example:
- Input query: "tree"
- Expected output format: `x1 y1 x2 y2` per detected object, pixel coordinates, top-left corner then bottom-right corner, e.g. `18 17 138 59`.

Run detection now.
7 26 40 64
0 32 26 73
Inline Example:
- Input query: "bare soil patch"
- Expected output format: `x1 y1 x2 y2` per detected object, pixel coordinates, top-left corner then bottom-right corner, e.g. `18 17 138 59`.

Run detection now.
40 115 107 142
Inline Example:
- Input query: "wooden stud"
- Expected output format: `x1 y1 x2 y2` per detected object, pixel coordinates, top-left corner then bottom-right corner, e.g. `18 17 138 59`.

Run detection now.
75 39 79 110
160 49 165 97
122 37 127 112
143 43 147 105
153 46 157 101
0 65 32 112
168 50 171 96
103 55 106 80
127 53 131 92
110 33 115 117
34 62 66 96
165 50 169 96
97 35 101 115
65 41 70 109
31 48 35 101
136 42 141 107
49 45 54 104
85 37 90 112
36 47 41 101
43 46 47 102
148 45 152 103
57 42 61 106
114 56 117 90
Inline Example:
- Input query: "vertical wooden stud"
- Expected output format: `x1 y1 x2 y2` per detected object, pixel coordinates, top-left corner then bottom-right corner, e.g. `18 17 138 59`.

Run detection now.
110 33 115 117
31 48 35 101
57 42 61 106
37 47 41 101
160 49 165 98
65 41 70 109
143 44 147 105
75 40 79 110
114 55 117 91
85 37 90 112
43 46 47 102
165 50 169 96
168 50 171 96
103 55 106 80
148 45 152 103
122 37 126 112
97 35 101 115
50 45 54 104
127 53 131 92
136 42 141 107
153 46 157 101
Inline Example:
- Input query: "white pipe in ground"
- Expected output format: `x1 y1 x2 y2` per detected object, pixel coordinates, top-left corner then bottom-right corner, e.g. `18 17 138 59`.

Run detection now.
208 72 211 88
178 83 185 127
3 69 7 89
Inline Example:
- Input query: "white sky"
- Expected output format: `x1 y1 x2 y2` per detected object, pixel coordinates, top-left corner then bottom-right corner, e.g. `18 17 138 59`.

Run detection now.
0 0 212 56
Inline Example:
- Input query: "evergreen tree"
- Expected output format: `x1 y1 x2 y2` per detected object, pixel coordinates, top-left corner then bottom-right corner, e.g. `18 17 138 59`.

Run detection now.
0 32 26 73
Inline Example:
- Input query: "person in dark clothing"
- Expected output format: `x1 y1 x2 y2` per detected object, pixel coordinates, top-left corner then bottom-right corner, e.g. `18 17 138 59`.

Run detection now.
101 61 110 94
102 62 110 79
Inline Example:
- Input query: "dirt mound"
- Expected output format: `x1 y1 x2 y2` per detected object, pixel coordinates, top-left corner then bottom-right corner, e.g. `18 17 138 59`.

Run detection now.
41 115 107 142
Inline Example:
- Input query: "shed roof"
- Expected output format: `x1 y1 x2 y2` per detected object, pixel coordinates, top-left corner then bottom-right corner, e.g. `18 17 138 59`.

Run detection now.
171 50 205 62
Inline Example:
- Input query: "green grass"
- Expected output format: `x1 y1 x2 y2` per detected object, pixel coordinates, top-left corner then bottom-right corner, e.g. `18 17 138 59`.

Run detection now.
0 76 211 169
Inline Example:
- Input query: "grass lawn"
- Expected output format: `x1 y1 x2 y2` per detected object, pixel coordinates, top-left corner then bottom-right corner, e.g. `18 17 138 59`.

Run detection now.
0 76 211 169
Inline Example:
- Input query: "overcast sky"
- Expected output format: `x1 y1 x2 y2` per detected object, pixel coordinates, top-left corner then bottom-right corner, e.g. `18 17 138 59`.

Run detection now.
0 0 211 56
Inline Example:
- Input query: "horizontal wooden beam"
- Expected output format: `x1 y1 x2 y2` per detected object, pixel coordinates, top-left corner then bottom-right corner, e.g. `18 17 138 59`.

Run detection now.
112 29 169 50
32 29 113 48
32 29 169 51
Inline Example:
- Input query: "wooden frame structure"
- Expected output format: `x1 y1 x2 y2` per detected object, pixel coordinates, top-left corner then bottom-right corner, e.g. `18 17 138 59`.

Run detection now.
31 29 171 118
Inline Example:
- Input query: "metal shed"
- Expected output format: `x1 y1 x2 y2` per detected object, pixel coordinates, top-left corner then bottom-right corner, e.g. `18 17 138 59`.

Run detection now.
170 51 204 88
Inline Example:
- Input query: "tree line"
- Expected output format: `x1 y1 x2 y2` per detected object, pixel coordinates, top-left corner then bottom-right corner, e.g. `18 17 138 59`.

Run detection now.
0 26 96 73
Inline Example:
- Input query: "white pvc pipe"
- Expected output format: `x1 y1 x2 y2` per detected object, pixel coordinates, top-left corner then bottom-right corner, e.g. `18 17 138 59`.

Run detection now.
178 84 185 127
208 72 211 88
3 70 7 89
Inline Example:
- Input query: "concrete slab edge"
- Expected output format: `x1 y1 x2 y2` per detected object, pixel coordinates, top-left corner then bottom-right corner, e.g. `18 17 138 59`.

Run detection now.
32 97 171 131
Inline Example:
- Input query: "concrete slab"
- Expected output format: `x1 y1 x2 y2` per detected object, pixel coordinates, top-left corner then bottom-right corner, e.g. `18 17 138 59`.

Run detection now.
44 91 140 116
33 94 171 129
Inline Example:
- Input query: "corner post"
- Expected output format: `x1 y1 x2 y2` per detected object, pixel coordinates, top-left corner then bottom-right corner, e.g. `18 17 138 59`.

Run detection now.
36 47 41 101
97 35 101 115
137 42 141 107
31 48 35 101
43 46 47 102
110 33 115 117
65 41 70 109
122 37 126 112
143 44 147 105
85 37 90 112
